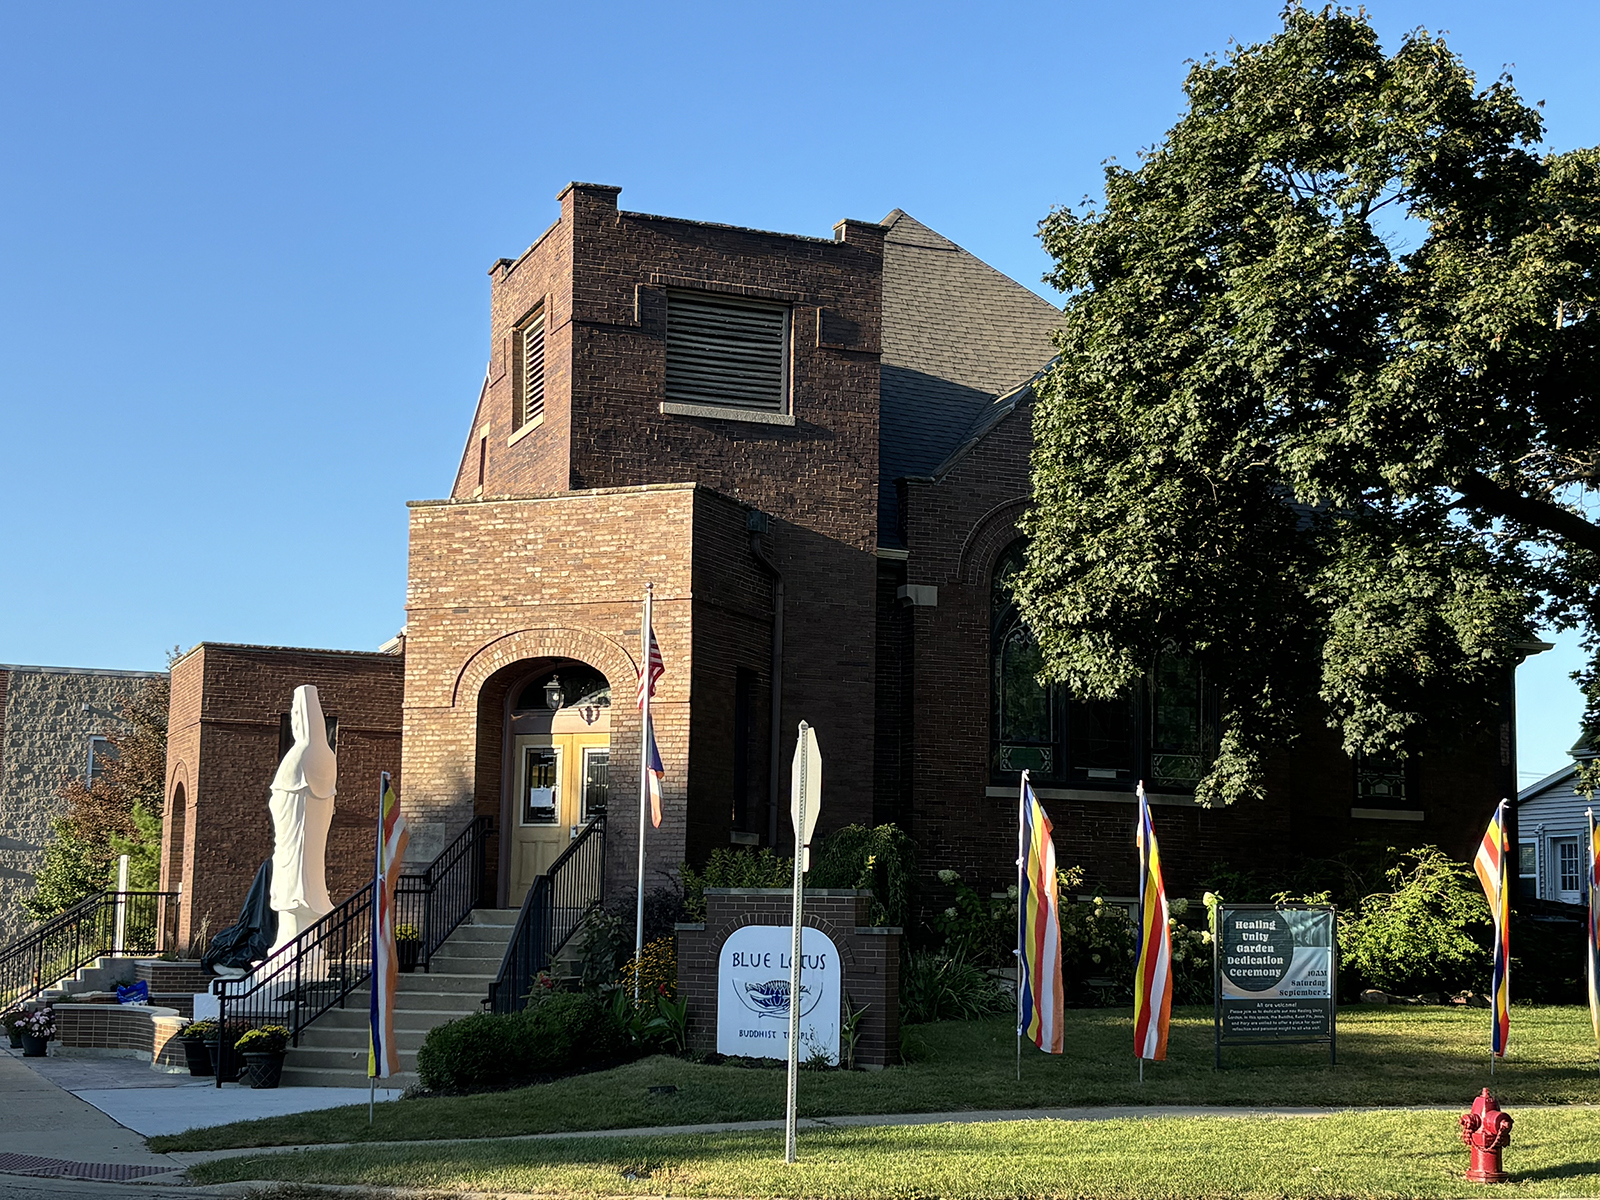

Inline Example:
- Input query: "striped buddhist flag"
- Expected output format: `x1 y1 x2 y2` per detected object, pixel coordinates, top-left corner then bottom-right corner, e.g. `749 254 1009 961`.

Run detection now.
1016 772 1064 1053
1473 798 1511 1058
637 626 664 709
1586 807 1598 1048
1133 782 1173 1062
369 772 410 1080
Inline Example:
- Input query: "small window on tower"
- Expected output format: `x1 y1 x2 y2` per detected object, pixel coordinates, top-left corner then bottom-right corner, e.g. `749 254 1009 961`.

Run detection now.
513 306 546 431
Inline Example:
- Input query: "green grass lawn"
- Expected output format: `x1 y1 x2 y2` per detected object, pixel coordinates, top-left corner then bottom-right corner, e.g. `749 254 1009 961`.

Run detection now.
187 1109 1600 1198
151 1005 1600 1153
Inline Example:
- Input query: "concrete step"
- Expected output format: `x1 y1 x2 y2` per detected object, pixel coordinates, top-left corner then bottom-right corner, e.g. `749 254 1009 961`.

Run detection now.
285 1044 422 1072
279 1064 421 1090
309 1005 482 1032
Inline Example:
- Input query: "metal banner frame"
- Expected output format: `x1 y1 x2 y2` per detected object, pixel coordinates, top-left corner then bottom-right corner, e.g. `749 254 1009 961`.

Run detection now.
1212 902 1337 1070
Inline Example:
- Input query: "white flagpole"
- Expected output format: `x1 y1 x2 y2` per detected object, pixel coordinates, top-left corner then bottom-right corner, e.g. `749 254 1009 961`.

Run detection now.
1016 770 1028 1083
635 583 653 1003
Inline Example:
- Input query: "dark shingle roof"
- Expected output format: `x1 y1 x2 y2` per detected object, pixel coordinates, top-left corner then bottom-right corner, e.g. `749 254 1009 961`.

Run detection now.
878 211 1061 542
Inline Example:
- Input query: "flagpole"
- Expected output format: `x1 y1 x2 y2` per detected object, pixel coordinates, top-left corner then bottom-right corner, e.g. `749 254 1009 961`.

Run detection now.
1588 807 1598 1073
635 583 653 1003
1016 771 1027 1083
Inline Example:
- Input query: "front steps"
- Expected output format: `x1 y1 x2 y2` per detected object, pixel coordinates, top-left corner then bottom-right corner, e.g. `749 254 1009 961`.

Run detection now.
278 908 516 1089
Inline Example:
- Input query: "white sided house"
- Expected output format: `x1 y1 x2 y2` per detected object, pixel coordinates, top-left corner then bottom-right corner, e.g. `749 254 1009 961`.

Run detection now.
1516 742 1596 905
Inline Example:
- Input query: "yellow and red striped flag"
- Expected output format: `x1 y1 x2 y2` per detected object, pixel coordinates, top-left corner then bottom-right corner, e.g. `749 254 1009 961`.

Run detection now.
369 772 410 1079
1473 799 1511 1059
1133 782 1173 1061
1016 772 1063 1053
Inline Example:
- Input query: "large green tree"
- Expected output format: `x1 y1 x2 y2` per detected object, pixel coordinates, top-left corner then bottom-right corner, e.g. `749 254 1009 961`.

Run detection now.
1015 5 1600 805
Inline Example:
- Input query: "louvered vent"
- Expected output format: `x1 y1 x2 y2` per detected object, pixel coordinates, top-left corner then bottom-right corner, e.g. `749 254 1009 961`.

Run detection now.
666 291 788 412
516 310 546 429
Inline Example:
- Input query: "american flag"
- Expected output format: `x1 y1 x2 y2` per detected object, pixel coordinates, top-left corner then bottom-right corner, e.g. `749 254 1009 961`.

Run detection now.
637 626 664 710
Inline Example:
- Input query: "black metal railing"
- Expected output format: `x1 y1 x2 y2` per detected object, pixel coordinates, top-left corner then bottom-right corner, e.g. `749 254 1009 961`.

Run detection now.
396 816 492 972
0 891 180 1007
213 816 492 1083
488 814 606 1014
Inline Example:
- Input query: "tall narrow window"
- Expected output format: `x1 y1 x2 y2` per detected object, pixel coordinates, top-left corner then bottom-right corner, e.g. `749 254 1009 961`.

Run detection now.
87 736 116 784
476 436 487 488
992 541 1060 778
513 307 546 430
665 290 789 413
1148 656 1214 788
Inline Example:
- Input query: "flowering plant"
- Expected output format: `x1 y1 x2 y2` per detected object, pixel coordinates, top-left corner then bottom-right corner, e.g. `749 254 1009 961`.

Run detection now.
24 1006 56 1041
234 1025 289 1055
2 1008 27 1036
396 923 420 942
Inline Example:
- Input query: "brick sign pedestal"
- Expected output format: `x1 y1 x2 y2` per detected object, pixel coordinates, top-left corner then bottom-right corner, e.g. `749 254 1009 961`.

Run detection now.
676 888 901 1067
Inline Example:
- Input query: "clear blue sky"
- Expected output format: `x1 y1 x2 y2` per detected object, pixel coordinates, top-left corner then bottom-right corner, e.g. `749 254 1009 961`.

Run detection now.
1 2 1593 781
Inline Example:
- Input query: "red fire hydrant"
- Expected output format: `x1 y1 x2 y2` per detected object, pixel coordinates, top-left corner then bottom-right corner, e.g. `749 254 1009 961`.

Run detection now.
1459 1089 1514 1183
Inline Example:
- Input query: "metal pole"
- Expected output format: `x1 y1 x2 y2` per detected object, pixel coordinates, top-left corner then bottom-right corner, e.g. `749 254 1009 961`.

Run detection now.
785 725 808 1165
634 583 653 1003
1016 771 1026 1084
113 855 129 954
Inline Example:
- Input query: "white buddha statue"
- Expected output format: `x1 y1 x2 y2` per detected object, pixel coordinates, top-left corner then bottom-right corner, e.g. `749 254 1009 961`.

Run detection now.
267 684 337 955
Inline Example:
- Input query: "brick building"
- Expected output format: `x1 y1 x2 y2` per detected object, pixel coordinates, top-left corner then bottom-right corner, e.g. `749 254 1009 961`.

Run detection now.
164 182 1521 928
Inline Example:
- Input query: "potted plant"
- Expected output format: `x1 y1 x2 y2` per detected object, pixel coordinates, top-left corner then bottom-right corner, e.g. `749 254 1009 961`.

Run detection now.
20 1006 55 1057
177 1018 216 1077
396 923 422 973
203 1019 248 1083
234 1025 290 1089
2 1008 26 1049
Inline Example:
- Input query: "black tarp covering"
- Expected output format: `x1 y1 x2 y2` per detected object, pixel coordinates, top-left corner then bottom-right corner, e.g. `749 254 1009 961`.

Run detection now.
201 858 278 974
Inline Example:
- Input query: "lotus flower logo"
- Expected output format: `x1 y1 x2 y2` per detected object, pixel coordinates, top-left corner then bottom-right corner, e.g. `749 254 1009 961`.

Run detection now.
737 978 815 1019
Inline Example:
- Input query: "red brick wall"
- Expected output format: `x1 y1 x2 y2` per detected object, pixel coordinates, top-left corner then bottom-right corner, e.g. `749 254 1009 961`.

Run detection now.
164 644 403 945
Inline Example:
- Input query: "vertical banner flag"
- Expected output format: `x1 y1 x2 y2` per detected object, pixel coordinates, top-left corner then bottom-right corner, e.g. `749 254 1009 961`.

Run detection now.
1586 808 1598 1048
1473 799 1511 1059
369 772 410 1079
638 610 666 829
1016 771 1064 1054
1133 782 1173 1062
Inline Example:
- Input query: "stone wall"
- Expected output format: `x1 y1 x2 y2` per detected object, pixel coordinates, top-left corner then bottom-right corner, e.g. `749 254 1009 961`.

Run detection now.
0 664 166 946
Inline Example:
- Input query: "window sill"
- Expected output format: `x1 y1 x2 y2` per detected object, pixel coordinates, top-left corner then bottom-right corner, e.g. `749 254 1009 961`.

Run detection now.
1351 807 1424 822
507 413 545 447
661 401 795 426
985 785 1199 807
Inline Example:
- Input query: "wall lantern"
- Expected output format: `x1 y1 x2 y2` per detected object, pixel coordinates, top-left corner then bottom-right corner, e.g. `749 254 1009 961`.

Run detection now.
544 676 564 711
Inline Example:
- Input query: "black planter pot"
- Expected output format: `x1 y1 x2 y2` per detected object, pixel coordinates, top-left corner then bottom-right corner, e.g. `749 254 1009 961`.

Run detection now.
398 940 421 973
243 1051 285 1089
21 1034 48 1058
181 1037 215 1077
206 1040 246 1083
6 1029 21 1049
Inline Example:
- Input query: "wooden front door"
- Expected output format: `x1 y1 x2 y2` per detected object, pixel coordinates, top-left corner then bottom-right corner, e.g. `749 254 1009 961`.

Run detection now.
507 706 610 904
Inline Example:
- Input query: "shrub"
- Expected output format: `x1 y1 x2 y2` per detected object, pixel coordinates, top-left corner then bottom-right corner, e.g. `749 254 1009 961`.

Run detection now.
929 870 1016 966
618 935 677 1000
681 848 793 921
235 1025 288 1054
807 824 916 927
900 951 1009 1024
1337 845 1489 996
416 992 631 1091
1057 868 1211 1006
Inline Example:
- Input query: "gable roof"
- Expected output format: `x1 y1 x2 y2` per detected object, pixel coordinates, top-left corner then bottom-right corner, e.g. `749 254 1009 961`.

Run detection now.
878 211 1061 543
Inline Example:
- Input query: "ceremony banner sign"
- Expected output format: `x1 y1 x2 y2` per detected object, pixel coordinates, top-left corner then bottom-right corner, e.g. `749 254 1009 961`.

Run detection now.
1213 903 1337 1068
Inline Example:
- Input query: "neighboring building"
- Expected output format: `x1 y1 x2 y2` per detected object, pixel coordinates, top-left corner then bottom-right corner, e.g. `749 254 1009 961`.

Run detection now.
0 663 167 946
162 183 1528 926
1516 743 1596 904
161 643 403 947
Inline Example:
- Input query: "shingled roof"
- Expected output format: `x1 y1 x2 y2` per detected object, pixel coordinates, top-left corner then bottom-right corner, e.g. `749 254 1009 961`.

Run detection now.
878 210 1062 543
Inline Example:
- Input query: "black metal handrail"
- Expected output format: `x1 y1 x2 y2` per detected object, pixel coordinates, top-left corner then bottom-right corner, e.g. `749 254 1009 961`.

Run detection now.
213 815 492 1083
396 815 492 972
488 813 606 1014
0 891 180 1007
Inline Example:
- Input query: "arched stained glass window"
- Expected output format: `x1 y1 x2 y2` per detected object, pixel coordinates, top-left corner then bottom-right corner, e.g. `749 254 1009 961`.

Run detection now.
989 539 1216 792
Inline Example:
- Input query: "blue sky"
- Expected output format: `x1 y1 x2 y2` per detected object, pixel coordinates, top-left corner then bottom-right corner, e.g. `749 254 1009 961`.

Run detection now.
1 2 1593 782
